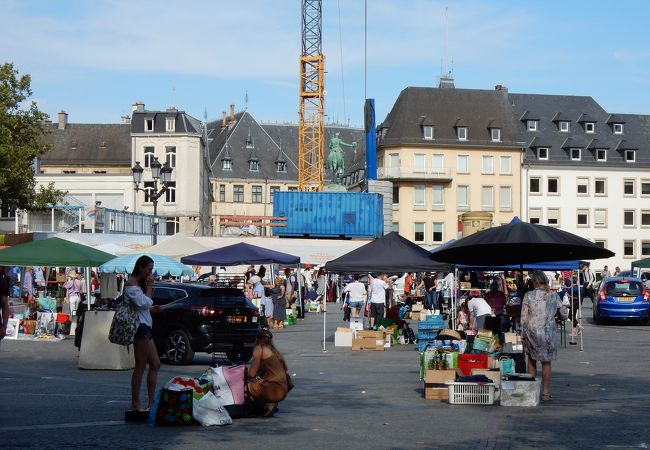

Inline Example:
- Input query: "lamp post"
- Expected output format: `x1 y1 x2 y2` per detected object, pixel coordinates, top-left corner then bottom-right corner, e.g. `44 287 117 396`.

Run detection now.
132 158 173 245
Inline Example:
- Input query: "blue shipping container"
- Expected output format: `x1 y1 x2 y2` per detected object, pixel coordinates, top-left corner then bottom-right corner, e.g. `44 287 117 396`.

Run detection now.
272 192 384 238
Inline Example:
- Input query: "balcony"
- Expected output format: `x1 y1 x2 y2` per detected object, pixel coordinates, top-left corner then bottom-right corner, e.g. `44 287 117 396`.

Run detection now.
377 166 453 182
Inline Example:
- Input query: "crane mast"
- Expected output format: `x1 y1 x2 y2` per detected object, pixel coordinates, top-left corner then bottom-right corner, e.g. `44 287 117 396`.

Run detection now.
298 0 325 192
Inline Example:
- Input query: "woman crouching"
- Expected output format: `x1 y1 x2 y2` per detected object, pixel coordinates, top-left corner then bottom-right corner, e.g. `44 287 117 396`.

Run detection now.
245 329 289 416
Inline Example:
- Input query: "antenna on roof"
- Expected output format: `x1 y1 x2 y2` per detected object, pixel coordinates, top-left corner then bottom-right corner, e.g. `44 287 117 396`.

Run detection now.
444 6 448 77
171 86 176 108
244 90 249 111
438 6 455 88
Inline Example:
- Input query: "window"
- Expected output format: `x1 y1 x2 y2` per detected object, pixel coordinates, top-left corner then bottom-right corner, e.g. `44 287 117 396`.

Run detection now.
457 186 469 209
577 209 589 227
613 123 624 134
499 186 512 211
233 185 244 203
431 154 444 172
219 184 226 202
270 186 280 203
642 210 650 227
624 210 635 227
432 185 444 208
547 177 559 194
529 208 542 224
143 181 155 202
423 126 434 140
392 185 400 205
392 222 399 233
144 147 155 168
499 156 512 174
625 150 636 162
413 154 426 172
457 155 469 173
594 209 607 227
594 240 607 249
62 170 77 174
165 117 175 132
491 128 501 142
585 122 595 133
276 161 287 173
570 148 581 161
288 187 299 192
164 182 176 203
165 217 180 235
624 240 635 258
414 223 425 243
527 120 538 131
145 118 154 132
596 149 607 161
457 127 467 141
624 179 635 196
537 147 548 160
594 178 606 196
481 186 494 210
432 223 444 243
481 155 494 174
165 146 176 168
249 160 259 172
222 159 231 170
577 177 589 195
642 241 650 257
547 208 560 226
529 177 541 194
252 185 263 203
559 121 569 132
414 185 425 208
643 180 650 196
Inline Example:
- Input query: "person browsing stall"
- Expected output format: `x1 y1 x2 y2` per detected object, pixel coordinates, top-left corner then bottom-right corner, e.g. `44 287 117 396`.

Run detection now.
343 274 367 318
484 281 507 315
368 273 390 328
467 289 492 331
417 272 437 310
0 266 10 341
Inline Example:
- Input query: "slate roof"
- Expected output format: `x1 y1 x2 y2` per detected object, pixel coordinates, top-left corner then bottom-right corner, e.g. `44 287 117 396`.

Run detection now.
207 110 365 182
40 123 131 166
131 109 202 134
378 86 522 148
509 93 650 167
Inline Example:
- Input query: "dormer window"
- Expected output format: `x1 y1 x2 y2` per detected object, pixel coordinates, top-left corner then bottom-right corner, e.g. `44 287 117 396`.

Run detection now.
145 118 154 132
527 120 538 131
249 160 259 171
222 159 232 170
625 150 636 162
596 149 607 161
570 148 581 161
613 123 624 134
276 161 287 173
537 147 549 160
457 127 467 141
585 122 595 133
490 128 501 142
71 140 78 150
559 121 569 132
165 117 175 132
423 126 434 140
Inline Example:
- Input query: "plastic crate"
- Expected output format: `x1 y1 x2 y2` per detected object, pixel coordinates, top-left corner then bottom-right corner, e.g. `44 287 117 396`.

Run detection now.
447 382 496 405
418 315 446 330
458 354 489 375
418 339 438 352
417 329 440 340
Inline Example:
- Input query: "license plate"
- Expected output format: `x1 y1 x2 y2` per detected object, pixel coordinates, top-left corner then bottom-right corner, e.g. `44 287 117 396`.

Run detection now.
617 296 634 303
227 315 246 323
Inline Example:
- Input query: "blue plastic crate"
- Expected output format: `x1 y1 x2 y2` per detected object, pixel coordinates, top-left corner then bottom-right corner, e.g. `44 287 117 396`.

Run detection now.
418 339 439 352
418 329 440 340
418 315 446 329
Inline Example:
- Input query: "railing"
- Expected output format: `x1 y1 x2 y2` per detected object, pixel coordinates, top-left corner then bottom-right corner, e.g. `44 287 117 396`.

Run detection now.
377 167 452 180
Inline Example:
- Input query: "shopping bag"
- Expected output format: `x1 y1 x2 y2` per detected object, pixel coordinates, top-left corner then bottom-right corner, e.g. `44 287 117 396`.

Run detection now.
148 387 194 426
166 376 209 400
108 297 137 346
193 392 232 427
210 365 245 406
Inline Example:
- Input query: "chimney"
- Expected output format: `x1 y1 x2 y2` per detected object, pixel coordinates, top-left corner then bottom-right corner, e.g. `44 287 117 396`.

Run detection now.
229 104 235 122
166 106 177 112
438 75 455 89
58 110 68 130
495 84 508 93
222 111 227 127
132 102 145 112
121 115 131 124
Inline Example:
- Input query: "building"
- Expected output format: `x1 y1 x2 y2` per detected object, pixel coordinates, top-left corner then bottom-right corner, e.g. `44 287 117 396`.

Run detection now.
510 93 650 271
377 81 524 247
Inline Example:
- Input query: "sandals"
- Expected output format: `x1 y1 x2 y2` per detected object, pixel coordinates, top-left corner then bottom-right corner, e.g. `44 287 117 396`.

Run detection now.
541 394 553 401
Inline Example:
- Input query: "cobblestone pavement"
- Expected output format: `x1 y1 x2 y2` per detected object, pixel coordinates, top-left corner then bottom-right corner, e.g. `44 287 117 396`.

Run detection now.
1 304 648 449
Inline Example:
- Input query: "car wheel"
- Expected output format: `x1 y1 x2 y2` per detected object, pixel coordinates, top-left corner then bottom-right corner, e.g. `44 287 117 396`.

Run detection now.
226 349 253 364
593 308 604 325
164 329 194 365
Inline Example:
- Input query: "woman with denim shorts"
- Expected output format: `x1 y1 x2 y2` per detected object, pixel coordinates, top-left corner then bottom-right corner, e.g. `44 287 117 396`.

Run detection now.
343 274 367 318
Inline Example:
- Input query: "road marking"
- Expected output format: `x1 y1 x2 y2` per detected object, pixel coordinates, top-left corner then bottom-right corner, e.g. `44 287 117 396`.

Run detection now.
0 420 123 432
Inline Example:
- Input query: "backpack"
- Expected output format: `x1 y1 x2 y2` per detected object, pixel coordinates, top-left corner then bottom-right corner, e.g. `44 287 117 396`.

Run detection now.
108 295 138 346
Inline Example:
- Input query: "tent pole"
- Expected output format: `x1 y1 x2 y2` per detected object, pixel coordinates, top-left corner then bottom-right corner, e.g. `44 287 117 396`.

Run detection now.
85 267 91 310
323 273 328 352
296 263 303 318
577 269 584 351
571 270 578 347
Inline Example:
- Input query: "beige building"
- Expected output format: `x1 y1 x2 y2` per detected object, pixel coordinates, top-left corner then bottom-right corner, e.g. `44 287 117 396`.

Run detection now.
377 82 523 247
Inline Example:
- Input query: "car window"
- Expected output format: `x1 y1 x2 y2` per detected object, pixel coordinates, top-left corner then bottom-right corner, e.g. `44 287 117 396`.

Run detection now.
152 287 187 305
605 281 643 296
199 288 246 306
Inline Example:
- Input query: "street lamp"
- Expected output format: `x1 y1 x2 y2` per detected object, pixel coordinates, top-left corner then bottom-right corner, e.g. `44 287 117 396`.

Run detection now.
132 157 173 245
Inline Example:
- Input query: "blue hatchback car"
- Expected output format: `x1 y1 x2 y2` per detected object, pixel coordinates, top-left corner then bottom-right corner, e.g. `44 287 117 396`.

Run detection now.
593 277 650 324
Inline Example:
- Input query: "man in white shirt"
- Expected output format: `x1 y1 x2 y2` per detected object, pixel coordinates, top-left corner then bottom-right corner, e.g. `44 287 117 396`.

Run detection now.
368 273 390 328
343 274 367 318
467 289 492 331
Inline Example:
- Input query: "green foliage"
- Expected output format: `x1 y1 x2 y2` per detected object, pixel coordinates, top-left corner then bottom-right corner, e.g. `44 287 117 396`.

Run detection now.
0 62 65 211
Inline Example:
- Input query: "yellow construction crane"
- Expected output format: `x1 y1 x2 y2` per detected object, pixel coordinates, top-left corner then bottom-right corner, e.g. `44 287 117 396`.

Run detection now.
298 0 325 191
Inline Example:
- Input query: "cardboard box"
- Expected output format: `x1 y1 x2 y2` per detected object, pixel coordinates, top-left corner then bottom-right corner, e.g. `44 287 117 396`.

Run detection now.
504 332 521 345
410 312 420 321
411 303 424 312
425 369 457 384
460 282 472 290
335 327 352 347
352 338 362 351
350 321 364 335
424 386 449 401
351 336 385 351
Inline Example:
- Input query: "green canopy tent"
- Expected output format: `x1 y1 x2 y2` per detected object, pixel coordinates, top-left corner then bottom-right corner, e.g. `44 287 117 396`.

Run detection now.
631 257 650 279
0 237 115 309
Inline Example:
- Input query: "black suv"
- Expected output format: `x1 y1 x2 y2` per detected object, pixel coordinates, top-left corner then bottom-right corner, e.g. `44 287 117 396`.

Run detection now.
150 282 260 365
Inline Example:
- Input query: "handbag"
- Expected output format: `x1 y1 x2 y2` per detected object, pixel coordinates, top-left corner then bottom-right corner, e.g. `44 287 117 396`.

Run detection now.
108 296 138 346
286 373 294 391
210 365 245 406
148 387 194 426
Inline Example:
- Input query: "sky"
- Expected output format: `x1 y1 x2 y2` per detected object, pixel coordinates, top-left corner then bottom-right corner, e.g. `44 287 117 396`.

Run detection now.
3 0 650 127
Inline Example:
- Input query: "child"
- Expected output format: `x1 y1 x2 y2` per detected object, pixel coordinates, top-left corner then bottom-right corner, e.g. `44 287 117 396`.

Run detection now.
456 302 469 331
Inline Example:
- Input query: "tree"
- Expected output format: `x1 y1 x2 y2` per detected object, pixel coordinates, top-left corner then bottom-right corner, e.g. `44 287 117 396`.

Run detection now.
0 62 65 212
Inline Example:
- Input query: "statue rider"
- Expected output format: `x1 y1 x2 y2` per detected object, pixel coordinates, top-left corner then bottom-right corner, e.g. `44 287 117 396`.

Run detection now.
327 132 357 184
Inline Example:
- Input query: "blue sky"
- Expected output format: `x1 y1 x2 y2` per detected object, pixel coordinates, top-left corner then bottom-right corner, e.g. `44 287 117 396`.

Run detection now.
4 0 650 126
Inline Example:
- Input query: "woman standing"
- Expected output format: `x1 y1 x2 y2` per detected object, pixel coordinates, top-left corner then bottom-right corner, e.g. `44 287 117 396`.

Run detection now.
125 255 161 412
521 270 568 401
314 267 327 311
268 276 286 330
245 329 290 417
64 270 82 316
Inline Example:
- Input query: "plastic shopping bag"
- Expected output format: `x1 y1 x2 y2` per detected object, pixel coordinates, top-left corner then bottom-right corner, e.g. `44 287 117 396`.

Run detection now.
210 365 245 406
193 392 232 427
